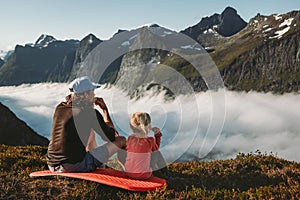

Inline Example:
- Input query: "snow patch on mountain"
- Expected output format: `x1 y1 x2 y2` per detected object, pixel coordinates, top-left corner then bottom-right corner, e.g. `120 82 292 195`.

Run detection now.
203 29 213 34
121 41 130 46
163 31 173 35
274 14 283 20
263 27 273 33
88 35 94 44
270 26 291 39
203 27 220 37
180 43 202 51
269 18 294 39
119 34 137 47
34 34 57 48
279 18 294 28
0 50 8 60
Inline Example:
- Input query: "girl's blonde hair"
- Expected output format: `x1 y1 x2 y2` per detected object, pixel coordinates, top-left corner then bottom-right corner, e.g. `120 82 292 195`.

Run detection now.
130 112 151 137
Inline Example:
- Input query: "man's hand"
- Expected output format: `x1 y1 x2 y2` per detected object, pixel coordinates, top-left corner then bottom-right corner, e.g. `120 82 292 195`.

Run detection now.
95 97 117 133
94 97 107 110
106 122 119 136
93 97 125 151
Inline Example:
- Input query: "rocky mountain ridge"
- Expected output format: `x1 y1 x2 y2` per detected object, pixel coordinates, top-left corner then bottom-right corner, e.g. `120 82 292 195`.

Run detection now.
68 34 103 81
0 7 299 94
181 7 247 48
34 34 57 48
0 35 79 85
214 10 300 92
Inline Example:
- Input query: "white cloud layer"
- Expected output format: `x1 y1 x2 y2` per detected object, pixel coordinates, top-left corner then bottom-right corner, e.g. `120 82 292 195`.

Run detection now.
0 83 299 162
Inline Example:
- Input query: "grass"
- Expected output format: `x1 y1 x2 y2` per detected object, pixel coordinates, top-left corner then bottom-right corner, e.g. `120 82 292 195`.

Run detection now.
210 34 265 71
0 145 299 199
161 54 200 79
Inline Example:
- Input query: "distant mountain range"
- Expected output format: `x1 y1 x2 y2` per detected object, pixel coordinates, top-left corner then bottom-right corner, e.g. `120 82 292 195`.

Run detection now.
0 6 299 93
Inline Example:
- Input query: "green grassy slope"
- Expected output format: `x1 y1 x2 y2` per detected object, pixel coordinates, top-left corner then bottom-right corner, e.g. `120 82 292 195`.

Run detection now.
0 145 299 199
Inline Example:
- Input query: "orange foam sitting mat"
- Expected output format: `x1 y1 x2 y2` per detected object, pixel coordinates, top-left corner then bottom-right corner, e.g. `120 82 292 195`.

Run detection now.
30 168 167 192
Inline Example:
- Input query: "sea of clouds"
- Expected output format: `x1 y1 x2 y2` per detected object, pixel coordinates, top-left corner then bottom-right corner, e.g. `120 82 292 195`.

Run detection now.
0 83 299 162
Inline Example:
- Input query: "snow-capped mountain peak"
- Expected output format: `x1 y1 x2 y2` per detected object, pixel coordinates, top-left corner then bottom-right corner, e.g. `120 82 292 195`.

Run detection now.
34 34 57 48
247 11 298 41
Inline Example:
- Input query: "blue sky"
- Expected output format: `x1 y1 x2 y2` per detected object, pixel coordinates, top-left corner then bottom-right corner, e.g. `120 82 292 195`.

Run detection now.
1 0 299 50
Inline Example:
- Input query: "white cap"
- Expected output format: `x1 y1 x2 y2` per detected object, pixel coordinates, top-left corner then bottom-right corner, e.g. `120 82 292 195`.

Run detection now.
69 76 101 94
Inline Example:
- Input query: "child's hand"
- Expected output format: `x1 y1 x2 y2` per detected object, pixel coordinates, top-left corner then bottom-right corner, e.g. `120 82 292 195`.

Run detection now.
151 127 161 134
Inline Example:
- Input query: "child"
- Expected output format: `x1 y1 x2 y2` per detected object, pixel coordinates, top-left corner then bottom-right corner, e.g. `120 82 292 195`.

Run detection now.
123 112 165 179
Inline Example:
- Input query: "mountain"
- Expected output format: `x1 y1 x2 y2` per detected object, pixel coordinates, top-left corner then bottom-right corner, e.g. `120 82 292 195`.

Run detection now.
68 34 102 81
0 7 299 94
181 6 247 48
34 34 57 48
113 25 209 96
0 50 14 63
162 9 300 93
113 29 127 37
0 59 3 68
47 33 103 83
0 33 105 85
0 102 49 146
213 10 300 92
0 50 7 68
114 27 169 94
0 34 79 86
0 50 8 60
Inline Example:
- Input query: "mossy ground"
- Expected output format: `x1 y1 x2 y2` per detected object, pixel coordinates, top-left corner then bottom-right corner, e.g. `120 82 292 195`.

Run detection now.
0 145 299 199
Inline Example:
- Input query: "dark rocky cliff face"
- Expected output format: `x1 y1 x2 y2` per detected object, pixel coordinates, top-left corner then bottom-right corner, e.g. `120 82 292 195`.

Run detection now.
0 102 49 146
68 34 102 81
218 7 247 37
0 33 105 85
216 10 300 93
221 28 300 93
0 59 3 68
181 6 247 47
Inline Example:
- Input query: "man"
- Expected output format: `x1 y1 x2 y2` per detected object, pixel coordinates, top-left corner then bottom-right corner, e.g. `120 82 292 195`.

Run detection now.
47 76 126 172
